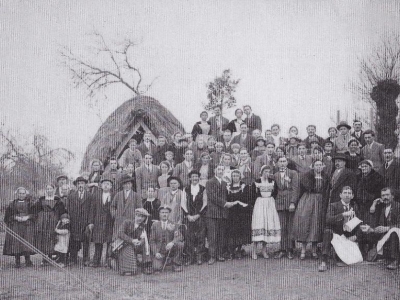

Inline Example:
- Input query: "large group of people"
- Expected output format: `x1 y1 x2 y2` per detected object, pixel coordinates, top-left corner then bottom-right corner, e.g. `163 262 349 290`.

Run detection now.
3 105 400 275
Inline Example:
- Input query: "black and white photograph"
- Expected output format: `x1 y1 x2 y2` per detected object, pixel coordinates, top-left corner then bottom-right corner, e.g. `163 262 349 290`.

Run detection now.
1 1 400 299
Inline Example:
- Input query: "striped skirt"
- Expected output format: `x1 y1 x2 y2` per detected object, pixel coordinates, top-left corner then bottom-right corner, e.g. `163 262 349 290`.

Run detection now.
117 245 137 274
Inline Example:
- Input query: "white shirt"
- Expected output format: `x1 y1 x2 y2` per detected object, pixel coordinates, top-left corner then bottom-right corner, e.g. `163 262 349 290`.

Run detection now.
124 190 131 199
161 220 168 230
78 191 84 199
184 160 193 170
191 184 200 198
215 176 222 184
385 160 393 169
102 193 111 205
245 113 253 119
385 205 391 218
340 200 350 211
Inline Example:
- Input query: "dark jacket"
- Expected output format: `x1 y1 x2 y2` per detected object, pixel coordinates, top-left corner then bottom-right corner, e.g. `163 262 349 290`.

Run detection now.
329 168 357 204
244 114 262 134
65 190 93 241
205 177 228 219
90 188 114 243
325 201 359 235
191 121 212 141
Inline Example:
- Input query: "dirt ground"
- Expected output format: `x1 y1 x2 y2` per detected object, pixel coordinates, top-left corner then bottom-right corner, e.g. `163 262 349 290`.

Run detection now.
1 234 399 300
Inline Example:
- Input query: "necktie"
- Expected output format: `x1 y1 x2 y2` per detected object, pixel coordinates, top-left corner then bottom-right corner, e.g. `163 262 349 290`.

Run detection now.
79 192 83 199
385 162 389 169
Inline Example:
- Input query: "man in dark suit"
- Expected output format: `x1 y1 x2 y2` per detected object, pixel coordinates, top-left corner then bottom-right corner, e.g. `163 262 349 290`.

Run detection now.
231 123 256 153
329 154 357 204
361 129 385 171
273 156 299 259
88 177 114 267
351 120 366 148
318 186 361 272
302 125 325 150
137 132 156 157
209 106 229 138
243 105 262 135
218 129 234 153
150 205 184 272
378 148 400 199
205 164 235 264
65 177 94 266
363 187 400 269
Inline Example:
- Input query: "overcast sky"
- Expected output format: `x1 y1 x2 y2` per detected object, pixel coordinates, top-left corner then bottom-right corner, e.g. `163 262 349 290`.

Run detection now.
1 0 399 176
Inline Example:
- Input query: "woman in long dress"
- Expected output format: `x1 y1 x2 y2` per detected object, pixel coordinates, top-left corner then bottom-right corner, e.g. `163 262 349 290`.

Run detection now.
344 139 363 173
191 111 211 142
33 184 67 265
226 170 253 259
250 165 281 259
115 208 152 275
3 187 35 268
291 159 329 259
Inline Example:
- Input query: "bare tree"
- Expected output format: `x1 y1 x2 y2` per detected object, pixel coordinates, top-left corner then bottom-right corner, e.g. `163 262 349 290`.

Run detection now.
354 35 400 148
60 31 158 101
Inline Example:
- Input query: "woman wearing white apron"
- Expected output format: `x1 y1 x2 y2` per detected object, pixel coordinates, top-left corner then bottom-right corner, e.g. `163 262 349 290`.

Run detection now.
251 165 281 259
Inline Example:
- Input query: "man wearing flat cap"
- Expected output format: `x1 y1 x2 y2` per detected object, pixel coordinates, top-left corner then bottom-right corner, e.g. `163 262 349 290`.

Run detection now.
150 205 184 272
329 154 357 204
111 174 142 241
65 176 93 266
335 121 352 154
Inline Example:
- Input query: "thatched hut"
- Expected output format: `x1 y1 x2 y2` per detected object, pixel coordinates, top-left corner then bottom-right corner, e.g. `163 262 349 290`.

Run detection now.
81 96 185 172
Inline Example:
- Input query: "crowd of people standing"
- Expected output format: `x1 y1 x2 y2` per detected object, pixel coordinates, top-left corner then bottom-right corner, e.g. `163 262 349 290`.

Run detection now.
3 104 400 275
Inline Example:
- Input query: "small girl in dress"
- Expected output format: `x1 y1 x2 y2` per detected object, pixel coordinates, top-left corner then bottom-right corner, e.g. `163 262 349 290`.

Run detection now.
54 213 70 267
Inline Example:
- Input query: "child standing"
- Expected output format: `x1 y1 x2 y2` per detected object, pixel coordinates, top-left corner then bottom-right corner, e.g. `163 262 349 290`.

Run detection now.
54 213 70 267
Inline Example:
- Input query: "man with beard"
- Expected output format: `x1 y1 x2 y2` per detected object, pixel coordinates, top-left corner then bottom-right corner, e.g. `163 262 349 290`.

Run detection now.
181 170 207 265
65 177 93 266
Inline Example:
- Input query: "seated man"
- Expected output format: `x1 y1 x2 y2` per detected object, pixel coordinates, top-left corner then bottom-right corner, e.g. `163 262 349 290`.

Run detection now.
114 208 152 275
150 205 184 273
319 186 361 272
363 187 400 270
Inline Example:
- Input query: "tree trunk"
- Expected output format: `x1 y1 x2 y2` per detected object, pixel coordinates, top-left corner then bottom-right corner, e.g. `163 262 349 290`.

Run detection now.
370 79 400 149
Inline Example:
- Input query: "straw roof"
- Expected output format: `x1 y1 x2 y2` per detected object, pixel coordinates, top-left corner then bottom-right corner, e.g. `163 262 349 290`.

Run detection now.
80 96 185 172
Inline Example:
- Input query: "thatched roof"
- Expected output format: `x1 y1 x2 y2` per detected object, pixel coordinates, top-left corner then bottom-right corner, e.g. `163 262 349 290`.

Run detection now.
81 96 185 172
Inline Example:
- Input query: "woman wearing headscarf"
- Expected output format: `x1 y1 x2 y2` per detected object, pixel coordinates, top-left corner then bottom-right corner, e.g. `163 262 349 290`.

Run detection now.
3 187 35 268
33 184 67 265
250 165 281 259
191 111 212 142
291 159 329 259
115 208 152 275
226 170 253 259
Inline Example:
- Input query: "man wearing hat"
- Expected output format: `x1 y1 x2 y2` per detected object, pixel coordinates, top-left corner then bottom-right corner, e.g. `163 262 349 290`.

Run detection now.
329 154 357 204
88 177 115 267
55 175 68 197
65 176 93 266
150 205 184 272
182 170 207 265
115 207 152 275
335 121 352 154
361 130 385 171
111 174 142 241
